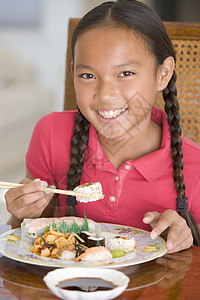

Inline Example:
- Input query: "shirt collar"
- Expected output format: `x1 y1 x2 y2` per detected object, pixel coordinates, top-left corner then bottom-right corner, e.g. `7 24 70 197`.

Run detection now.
130 107 172 182
86 107 172 181
85 124 114 171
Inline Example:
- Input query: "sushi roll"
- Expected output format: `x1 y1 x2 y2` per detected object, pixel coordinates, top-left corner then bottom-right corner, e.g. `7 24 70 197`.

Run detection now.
87 235 105 248
74 182 104 203
74 246 112 262
107 236 136 254
80 231 96 245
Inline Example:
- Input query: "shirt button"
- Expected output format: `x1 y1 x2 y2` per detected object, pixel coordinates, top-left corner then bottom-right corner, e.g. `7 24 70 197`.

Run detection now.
110 196 116 202
115 176 119 181
125 164 131 170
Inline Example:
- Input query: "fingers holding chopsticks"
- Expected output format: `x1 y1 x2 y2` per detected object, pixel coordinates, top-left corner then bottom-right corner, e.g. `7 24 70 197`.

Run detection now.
5 178 55 220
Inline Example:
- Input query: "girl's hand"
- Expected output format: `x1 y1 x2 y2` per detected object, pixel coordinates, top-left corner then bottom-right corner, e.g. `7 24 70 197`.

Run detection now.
143 209 193 253
5 178 55 222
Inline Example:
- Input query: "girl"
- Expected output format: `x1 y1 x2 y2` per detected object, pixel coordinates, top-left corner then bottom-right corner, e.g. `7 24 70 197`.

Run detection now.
5 0 200 252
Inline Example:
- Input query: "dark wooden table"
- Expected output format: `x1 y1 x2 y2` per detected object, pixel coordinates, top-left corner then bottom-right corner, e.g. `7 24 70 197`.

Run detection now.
0 246 199 299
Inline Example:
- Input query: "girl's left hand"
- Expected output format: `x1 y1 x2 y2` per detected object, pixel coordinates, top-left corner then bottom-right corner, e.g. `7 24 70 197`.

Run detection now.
143 209 193 253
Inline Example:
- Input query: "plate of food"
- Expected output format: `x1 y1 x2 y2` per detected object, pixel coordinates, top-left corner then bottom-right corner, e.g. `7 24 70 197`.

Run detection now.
0 213 166 269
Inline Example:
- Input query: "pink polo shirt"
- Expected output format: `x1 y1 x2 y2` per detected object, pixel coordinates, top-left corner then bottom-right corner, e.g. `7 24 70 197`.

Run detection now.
26 107 200 230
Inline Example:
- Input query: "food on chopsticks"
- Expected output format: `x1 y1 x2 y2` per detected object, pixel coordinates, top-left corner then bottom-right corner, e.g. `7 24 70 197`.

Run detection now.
21 214 101 242
0 181 104 201
74 182 104 203
0 180 94 198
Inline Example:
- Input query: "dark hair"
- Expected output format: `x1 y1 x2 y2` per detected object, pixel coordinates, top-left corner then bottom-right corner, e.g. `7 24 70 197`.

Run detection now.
66 0 200 245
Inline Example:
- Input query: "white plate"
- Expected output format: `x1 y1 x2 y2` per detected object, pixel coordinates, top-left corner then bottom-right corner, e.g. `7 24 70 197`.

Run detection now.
0 222 166 268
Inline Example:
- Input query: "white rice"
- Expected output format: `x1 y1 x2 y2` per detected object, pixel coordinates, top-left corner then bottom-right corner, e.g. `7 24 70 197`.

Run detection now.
107 236 136 254
74 182 104 203
60 250 76 260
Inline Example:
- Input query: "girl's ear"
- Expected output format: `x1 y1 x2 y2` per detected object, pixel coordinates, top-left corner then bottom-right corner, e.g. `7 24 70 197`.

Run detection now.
157 56 175 91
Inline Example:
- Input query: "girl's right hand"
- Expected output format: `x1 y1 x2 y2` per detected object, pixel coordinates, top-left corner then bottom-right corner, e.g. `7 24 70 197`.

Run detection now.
5 178 55 222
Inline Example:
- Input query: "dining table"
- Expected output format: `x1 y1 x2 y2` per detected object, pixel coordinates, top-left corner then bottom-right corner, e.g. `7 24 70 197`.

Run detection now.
0 224 200 300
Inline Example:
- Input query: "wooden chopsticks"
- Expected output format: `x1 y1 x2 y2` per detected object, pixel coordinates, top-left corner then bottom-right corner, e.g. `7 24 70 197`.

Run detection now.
0 181 92 198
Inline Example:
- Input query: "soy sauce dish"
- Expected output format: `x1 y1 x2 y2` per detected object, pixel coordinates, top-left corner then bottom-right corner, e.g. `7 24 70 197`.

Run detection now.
43 267 129 300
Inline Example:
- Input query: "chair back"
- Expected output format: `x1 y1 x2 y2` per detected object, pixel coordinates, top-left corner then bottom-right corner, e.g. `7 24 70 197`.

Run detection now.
64 19 200 146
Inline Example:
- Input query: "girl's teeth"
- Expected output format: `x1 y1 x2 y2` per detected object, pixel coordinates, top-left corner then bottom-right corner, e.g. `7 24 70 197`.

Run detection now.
98 108 126 119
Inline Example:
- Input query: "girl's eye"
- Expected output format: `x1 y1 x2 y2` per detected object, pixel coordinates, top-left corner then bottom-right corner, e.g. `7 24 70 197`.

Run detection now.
80 73 95 79
118 71 135 77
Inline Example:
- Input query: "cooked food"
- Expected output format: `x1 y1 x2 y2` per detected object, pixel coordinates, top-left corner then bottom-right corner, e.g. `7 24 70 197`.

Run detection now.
21 215 101 242
74 182 104 203
74 246 112 262
23 213 136 263
31 227 136 262
107 236 136 255
31 227 87 260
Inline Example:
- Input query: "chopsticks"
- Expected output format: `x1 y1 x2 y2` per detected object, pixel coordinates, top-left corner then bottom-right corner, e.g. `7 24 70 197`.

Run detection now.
0 181 93 198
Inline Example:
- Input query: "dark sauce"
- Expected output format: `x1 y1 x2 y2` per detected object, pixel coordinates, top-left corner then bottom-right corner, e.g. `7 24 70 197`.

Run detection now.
58 277 117 292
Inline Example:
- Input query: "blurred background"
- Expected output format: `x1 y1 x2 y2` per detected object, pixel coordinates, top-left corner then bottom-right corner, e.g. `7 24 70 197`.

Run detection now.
0 0 200 223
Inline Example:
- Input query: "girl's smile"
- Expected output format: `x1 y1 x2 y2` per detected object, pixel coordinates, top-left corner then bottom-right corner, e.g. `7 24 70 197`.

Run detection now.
96 107 127 119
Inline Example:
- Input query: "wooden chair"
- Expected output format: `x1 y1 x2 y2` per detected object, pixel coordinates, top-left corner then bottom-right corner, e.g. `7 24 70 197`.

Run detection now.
64 19 200 146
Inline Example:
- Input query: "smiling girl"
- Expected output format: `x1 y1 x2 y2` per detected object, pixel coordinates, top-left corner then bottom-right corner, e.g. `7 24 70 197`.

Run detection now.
5 0 200 252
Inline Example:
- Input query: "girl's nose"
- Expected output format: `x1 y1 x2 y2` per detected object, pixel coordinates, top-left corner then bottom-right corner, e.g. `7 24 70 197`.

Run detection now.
95 79 118 102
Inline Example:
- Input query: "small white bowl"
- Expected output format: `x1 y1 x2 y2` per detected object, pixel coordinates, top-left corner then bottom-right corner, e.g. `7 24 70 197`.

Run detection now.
43 267 129 300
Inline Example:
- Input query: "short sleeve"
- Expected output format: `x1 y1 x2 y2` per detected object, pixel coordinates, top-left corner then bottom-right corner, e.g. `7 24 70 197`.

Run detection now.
25 113 55 185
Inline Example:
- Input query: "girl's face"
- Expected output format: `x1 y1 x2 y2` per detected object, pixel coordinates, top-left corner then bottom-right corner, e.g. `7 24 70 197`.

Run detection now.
73 26 165 140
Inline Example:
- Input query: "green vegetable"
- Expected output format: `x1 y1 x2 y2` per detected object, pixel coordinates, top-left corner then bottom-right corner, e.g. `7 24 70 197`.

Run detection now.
46 211 89 235
111 248 126 258
80 211 89 232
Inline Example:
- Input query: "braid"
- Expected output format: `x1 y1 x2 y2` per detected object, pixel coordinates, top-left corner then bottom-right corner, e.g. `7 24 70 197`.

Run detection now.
163 71 186 199
163 71 200 245
66 110 90 216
